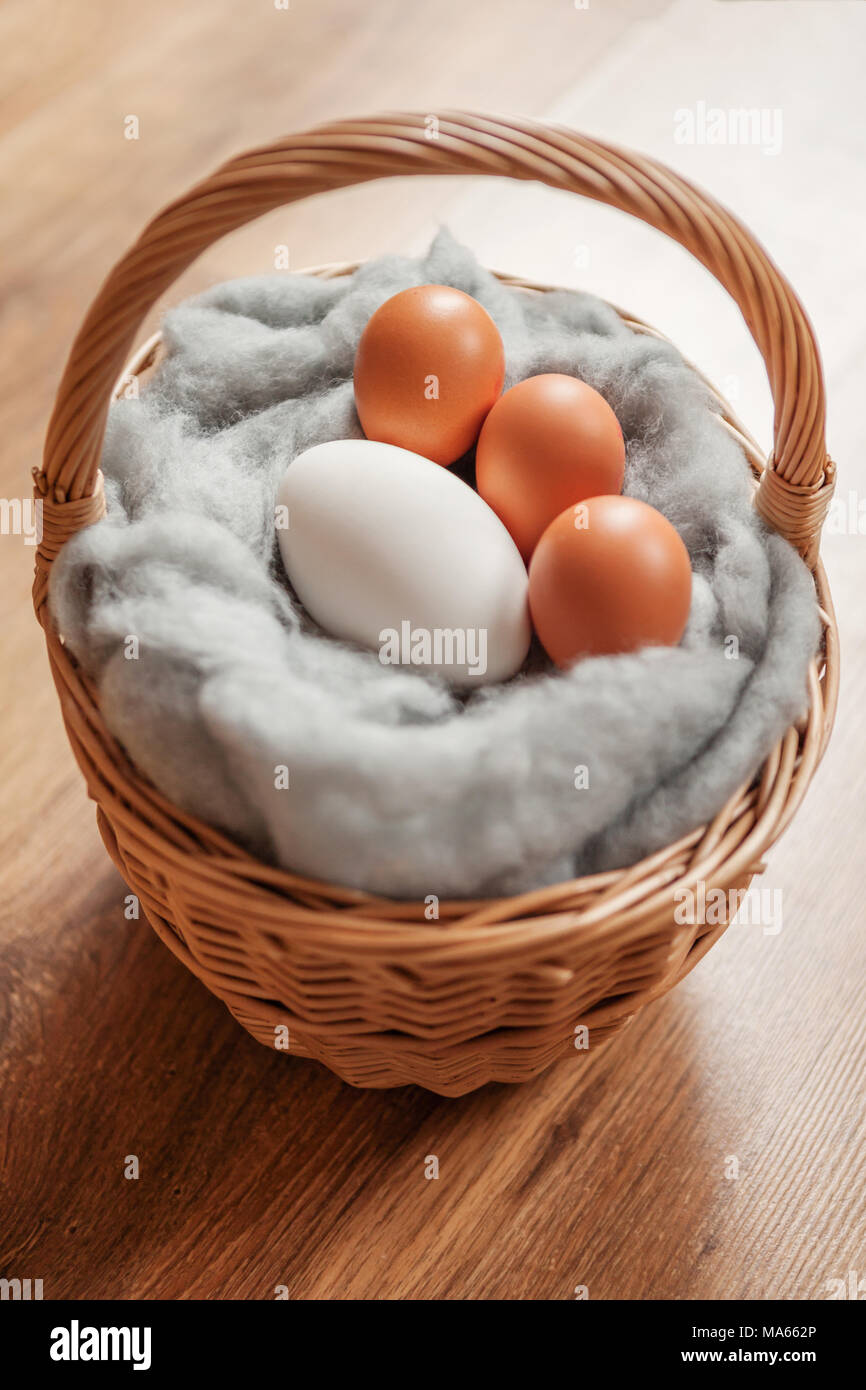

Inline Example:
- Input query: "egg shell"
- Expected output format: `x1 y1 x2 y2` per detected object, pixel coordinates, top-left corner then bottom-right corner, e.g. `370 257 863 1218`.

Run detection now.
528 495 692 667
476 373 626 559
277 439 531 687
353 285 505 466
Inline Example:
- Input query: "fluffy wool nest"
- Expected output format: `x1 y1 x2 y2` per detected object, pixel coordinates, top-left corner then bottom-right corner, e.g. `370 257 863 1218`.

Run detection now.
49 231 819 898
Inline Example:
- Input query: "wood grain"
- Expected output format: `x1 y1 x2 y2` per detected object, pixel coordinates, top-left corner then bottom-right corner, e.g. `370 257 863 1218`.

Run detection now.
1 0 864 1299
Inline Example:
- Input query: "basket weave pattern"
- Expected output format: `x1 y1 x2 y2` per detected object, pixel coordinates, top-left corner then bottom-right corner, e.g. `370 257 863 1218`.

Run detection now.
33 115 838 1095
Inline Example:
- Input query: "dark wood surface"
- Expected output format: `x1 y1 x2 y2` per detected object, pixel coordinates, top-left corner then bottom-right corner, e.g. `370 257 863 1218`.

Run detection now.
2 0 864 1300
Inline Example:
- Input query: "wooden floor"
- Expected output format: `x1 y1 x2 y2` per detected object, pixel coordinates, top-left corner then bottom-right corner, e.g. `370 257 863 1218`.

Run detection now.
2 0 864 1300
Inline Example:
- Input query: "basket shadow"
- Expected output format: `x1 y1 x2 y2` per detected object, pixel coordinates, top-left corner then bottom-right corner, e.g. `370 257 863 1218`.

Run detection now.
3 858 713 1298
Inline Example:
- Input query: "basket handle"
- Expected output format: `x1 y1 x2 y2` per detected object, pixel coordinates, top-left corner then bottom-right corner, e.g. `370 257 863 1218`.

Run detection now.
35 110 835 597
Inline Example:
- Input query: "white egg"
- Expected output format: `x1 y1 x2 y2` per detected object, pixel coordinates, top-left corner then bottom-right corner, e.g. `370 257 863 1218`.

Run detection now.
276 439 531 687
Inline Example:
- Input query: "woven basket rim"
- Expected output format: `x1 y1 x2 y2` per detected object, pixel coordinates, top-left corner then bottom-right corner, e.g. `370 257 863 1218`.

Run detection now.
42 261 839 942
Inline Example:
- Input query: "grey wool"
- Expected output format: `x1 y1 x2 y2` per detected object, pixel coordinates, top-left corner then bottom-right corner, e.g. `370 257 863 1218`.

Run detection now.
48 230 820 899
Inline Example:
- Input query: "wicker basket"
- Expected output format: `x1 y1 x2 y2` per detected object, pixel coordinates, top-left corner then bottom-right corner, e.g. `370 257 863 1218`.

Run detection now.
33 113 839 1096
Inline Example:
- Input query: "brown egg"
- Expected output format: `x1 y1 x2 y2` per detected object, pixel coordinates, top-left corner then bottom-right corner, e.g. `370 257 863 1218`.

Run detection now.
528 495 692 667
354 285 505 466
476 374 625 559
